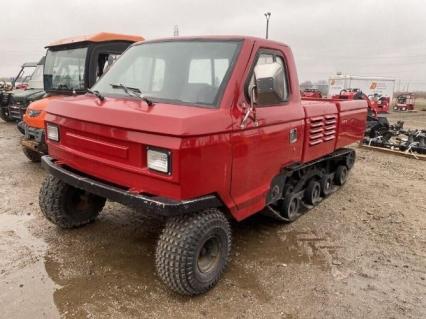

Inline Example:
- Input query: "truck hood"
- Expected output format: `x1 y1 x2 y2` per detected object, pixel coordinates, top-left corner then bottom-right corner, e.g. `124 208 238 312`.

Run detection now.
46 95 232 136
12 88 45 100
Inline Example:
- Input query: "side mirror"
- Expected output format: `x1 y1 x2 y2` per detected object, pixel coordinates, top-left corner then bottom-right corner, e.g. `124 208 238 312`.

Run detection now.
240 62 286 129
253 62 285 105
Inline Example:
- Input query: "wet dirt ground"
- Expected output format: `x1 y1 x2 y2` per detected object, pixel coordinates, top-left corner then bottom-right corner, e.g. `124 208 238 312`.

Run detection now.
0 111 425 319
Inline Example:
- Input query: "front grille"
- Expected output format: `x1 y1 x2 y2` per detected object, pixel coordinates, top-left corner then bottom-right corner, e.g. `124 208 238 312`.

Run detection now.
8 98 27 121
1 93 11 106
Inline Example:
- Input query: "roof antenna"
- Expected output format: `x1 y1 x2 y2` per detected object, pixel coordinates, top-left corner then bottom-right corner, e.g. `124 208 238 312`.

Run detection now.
264 12 271 39
173 25 179 37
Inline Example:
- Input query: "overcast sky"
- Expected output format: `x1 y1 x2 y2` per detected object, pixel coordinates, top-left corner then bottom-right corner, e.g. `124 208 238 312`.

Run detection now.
1 0 426 90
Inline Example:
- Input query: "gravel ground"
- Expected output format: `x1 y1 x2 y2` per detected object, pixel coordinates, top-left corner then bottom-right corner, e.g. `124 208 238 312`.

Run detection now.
0 110 425 319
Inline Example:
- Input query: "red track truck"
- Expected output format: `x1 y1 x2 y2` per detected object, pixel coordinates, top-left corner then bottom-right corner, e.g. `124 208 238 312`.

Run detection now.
39 36 367 295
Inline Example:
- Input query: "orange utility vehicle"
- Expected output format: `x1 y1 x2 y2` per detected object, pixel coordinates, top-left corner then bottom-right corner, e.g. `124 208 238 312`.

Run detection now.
20 32 144 162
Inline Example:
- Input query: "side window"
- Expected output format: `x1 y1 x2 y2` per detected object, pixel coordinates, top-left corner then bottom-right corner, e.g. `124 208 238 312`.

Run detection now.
97 53 120 80
248 52 289 106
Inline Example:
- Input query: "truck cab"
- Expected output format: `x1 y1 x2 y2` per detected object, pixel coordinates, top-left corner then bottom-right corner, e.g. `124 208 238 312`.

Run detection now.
20 32 144 162
39 36 367 296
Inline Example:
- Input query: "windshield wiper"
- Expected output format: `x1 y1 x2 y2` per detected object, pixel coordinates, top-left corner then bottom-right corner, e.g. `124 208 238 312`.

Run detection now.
110 83 154 106
87 89 105 101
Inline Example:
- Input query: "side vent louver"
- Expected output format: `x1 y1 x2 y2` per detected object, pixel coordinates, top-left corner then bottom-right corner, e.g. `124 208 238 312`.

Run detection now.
309 115 337 146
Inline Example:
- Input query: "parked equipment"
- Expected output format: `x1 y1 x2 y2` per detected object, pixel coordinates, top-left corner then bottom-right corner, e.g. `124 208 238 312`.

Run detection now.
332 88 389 114
394 93 415 111
19 32 144 162
38 36 368 295
7 58 45 122
0 61 41 122
302 88 322 98
364 119 426 156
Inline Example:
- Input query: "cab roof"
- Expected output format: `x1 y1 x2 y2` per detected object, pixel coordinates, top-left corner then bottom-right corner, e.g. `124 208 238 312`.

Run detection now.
46 32 144 48
138 35 288 48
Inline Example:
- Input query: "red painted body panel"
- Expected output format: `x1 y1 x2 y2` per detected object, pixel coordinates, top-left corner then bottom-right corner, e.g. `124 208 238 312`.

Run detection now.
301 100 338 163
45 36 368 221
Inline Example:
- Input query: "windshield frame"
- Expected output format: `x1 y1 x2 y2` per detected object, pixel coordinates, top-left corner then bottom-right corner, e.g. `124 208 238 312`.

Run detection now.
43 44 89 94
93 39 243 109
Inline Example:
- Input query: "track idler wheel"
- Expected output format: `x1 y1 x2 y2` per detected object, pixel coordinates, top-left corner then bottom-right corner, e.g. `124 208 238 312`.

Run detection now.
334 165 348 186
304 180 321 205
281 193 300 222
320 174 333 196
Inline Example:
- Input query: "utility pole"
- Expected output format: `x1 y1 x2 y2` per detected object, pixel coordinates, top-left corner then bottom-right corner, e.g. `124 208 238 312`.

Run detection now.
264 12 271 39
173 25 179 37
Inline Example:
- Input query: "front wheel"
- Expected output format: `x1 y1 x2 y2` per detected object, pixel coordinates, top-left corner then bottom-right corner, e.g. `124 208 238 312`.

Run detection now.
39 175 106 228
22 147 41 162
0 108 13 122
155 208 231 295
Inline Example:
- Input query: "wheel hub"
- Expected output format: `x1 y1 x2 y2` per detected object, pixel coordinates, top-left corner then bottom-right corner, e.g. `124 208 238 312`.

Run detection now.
197 237 220 274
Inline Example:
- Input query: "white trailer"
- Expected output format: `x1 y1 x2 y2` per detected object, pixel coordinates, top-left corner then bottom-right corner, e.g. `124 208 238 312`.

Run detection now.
328 75 395 100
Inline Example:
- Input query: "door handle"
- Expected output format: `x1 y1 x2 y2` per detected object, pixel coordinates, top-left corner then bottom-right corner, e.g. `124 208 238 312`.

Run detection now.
290 128 298 144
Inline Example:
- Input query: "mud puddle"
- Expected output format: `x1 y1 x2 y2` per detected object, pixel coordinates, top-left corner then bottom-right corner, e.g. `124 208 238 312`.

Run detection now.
0 214 59 318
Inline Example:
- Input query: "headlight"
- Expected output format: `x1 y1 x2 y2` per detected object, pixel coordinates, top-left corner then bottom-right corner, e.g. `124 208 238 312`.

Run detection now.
147 148 171 174
46 123 59 142
28 109 41 117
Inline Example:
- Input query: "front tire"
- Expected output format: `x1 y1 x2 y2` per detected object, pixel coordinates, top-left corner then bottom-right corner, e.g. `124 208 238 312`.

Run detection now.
0 108 13 122
155 208 231 295
22 147 41 162
39 175 106 228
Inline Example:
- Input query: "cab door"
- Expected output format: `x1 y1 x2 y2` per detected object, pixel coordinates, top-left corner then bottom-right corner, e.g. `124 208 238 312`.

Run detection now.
230 43 305 220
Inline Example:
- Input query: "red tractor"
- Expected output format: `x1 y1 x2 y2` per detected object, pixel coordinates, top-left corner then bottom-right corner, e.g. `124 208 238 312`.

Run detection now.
394 93 415 111
333 89 389 114
367 94 390 113
302 88 322 98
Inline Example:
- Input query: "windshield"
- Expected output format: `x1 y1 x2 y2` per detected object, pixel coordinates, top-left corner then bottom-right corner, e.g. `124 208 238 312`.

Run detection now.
44 47 88 91
27 64 44 89
92 40 241 107
15 66 36 84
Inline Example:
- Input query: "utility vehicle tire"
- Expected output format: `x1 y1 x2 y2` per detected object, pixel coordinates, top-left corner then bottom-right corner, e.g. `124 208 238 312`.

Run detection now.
281 193 300 222
320 174 333 196
334 165 348 186
0 109 13 122
155 208 231 295
22 147 41 162
304 180 321 205
39 174 106 229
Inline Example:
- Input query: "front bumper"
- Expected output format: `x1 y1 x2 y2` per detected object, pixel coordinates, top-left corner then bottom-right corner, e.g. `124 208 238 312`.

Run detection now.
41 156 222 216
20 122 47 153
